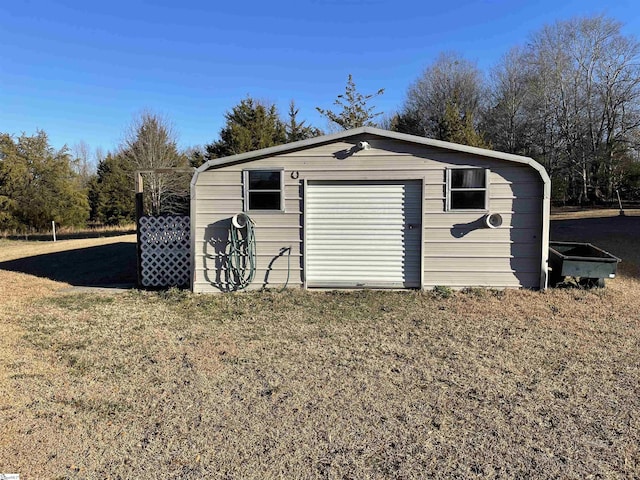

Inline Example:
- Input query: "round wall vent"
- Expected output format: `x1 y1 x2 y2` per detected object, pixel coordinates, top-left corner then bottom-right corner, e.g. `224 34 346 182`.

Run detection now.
485 213 503 229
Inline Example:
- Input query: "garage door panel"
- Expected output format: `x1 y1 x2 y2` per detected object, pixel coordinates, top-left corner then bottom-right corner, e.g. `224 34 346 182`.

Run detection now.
308 224 416 233
306 247 420 255
306 180 422 288
307 218 420 227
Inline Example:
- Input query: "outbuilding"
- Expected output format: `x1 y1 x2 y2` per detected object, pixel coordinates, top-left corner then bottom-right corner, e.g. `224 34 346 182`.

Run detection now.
190 127 550 293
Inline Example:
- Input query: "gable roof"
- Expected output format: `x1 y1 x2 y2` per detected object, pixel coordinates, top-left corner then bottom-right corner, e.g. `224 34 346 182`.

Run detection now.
192 127 550 196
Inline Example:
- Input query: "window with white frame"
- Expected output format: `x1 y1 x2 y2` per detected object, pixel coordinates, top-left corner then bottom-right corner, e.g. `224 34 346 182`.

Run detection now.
243 169 284 211
447 168 488 210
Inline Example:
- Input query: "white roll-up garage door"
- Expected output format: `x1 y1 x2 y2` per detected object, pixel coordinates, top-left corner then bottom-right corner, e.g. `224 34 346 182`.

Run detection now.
305 180 422 288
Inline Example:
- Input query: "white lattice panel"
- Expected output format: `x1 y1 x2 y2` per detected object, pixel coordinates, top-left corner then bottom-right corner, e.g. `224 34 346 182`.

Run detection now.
139 215 191 287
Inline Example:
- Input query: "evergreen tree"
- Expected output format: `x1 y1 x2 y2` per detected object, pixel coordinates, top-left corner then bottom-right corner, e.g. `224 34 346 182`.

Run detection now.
88 152 135 225
389 110 424 136
316 74 385 130
285 100 322 142
0 131 89 232
183 146 207 168
437 100 489 148
206 97 287 159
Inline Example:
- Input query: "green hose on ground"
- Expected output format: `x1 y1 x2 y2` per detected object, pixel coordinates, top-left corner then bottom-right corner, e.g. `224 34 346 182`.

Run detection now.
228 213 256 290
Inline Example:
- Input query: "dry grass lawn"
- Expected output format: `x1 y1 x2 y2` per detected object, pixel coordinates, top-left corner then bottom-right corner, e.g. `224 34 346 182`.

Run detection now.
0 215 639 479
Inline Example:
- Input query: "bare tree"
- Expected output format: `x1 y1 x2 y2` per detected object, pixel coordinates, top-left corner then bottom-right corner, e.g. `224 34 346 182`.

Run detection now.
121 111 190 215
71 140 94 187
376 112 399 131
400 52 484 141
483 47 536 155
524 15 640 202
592 19 640 198
94 146 105 165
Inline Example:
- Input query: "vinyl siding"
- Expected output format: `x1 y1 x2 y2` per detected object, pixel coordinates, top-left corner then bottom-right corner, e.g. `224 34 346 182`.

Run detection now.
192 134 544 292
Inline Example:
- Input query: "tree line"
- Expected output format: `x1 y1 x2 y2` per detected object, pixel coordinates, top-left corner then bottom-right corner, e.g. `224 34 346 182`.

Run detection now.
390 15 640 204
0 100 326 232
1 14 639 232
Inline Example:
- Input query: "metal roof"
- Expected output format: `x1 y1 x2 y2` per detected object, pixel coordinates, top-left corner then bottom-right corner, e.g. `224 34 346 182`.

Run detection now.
192 126 550 197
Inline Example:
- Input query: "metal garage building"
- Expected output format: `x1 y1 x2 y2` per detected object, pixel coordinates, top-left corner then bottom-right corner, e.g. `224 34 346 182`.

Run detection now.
190 127 550 293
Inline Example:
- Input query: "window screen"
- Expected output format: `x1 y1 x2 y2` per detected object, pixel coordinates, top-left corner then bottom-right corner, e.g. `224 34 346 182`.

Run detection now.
244 170 283 211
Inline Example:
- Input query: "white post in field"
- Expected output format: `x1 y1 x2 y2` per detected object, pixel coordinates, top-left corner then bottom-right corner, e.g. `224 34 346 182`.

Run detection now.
616 189 625 216
52 221 57 242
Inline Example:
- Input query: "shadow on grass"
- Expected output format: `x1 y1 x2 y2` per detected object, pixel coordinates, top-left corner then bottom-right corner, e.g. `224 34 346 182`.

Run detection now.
551 215 639 241
0 242 137 287
551 215 639 279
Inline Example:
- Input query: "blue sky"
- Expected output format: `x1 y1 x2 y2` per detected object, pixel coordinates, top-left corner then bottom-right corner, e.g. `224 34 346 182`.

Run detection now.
1 0 639 156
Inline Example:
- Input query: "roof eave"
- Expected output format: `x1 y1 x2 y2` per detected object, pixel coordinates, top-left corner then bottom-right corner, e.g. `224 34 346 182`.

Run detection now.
192 127 550 198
